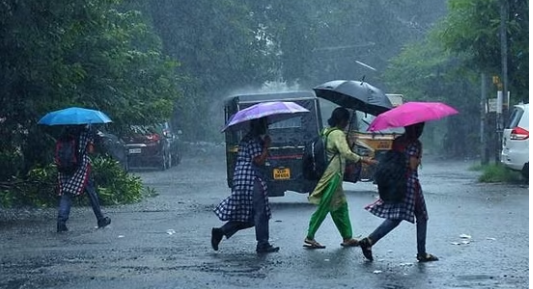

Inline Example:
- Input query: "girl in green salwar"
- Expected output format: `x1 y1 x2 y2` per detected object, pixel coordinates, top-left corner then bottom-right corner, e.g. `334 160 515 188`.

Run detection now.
304 107 377 249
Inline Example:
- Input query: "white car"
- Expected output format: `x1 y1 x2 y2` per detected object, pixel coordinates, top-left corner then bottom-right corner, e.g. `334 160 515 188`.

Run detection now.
501 103 529 179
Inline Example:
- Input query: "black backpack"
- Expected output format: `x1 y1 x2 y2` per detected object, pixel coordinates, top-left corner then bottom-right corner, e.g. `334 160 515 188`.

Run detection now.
302 129 338 181
374 148 407 203
54 134 81 174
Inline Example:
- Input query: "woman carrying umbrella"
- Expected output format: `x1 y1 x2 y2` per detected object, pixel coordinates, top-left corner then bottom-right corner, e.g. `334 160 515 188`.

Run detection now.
303 107 378 249
56 125 111 232
211 117 279 254
359 123 438 262
359 101 457 262
212 101 309 253
37 107 113 232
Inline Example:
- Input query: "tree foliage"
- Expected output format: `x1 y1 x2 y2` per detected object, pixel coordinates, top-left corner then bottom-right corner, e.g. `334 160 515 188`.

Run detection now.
0 0 180 173
382 0 529 157
143 0 448 138
439 0 528 101
383 35 480 156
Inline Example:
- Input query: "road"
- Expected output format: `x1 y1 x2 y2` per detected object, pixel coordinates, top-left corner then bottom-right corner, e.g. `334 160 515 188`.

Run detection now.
0 154 529 289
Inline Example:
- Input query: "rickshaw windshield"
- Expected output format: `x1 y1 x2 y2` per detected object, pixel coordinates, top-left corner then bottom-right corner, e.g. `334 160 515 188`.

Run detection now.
354 111 404 134
268 117 302 129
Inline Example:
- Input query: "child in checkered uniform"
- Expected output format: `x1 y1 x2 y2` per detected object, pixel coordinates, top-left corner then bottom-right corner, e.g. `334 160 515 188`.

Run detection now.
359 122 439 262
212 118 279 254
56 125 111 232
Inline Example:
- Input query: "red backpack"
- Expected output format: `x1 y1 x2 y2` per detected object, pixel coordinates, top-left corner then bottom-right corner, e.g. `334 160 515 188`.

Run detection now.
54 134 81 174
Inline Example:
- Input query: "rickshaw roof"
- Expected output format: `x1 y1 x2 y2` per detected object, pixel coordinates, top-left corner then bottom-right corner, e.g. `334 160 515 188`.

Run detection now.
224 91 317 105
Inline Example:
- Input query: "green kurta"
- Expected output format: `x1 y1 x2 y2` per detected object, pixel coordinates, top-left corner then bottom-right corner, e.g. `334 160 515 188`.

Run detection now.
308 128 361 210
306 127 362 240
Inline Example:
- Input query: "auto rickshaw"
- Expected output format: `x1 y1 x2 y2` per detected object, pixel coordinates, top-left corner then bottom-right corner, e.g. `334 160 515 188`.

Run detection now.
224 91 366 197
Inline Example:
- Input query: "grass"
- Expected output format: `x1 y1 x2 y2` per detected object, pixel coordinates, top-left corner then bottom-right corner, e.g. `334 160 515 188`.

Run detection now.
476 163 523 183
468 163 485 171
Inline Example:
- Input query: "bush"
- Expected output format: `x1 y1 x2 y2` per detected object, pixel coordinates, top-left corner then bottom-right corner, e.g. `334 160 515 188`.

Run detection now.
91 157 144 205
0 164 57 207
0 156 146 208
478 164 522 183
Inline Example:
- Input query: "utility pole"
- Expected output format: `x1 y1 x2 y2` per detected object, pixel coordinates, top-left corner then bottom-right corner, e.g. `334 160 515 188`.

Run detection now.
480 73 489 165
496 0 509 164
500 0 509 115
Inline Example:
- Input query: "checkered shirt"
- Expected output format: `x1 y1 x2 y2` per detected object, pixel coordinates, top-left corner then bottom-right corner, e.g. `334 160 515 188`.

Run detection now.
214 134 271 222
365 140 428 223
57 131 91 196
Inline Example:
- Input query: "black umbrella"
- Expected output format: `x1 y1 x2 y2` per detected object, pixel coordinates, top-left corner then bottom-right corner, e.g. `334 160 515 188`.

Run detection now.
313 80 393 115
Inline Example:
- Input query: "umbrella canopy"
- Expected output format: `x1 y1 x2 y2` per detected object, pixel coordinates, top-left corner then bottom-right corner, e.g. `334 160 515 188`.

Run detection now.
38 107 112 126
222 101 309 132
368 101 459 132
313 80 393 115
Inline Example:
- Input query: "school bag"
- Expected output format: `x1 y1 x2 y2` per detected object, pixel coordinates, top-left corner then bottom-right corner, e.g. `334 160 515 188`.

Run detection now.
302 128 338 181
374 142 408 203
54 134 81 174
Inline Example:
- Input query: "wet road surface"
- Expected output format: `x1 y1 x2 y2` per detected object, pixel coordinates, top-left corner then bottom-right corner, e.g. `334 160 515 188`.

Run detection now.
0 155 528 289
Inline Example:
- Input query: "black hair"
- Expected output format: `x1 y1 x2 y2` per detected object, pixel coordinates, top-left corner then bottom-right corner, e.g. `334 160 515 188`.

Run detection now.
250 117 268 136
404 122 425 140
327 107 350 127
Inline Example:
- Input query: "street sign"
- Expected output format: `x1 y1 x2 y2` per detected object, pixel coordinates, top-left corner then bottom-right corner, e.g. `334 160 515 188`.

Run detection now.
488 98 497 112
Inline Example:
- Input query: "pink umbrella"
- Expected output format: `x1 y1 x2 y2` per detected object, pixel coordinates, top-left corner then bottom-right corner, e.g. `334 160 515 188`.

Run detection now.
368 101 459 132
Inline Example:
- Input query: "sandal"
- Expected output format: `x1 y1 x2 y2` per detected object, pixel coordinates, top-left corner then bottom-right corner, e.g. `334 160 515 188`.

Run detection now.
359 237 373 261
417 253 439 262
340 238 359 247
303 238 326 249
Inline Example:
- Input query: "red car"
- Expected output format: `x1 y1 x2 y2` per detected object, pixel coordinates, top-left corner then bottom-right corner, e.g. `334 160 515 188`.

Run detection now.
124 123 179 170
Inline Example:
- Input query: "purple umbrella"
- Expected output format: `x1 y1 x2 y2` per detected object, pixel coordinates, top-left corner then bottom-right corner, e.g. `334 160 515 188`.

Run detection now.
221 101 310 132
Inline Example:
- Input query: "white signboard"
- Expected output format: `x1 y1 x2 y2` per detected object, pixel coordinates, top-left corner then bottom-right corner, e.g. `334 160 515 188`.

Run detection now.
488 98 497 112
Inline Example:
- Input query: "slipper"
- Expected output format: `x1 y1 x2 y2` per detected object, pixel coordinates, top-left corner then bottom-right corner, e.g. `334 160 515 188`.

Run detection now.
359 237 373 261
303 238 326 249
340 238 359 247
417 253 439 262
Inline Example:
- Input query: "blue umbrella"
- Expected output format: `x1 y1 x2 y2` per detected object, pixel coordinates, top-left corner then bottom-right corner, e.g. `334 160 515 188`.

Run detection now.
38 107 112 126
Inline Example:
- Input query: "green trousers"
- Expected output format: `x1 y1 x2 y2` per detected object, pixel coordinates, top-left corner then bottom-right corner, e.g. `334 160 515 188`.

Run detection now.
306 174 353 239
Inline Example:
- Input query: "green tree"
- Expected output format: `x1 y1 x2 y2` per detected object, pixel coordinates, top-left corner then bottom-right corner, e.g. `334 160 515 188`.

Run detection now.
382 0 529 157
145 0 448 139
383 35 480 157
440 0 528 102
146 0 277 139
0 0 180 172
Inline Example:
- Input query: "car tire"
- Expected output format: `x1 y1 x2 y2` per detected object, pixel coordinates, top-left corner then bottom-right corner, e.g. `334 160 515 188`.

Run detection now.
160 152 168 171
521 162 529 181
167 153 172 169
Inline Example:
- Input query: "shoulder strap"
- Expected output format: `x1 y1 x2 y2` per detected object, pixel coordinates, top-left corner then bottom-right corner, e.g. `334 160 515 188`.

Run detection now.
324 128 340 165
323 127 339 137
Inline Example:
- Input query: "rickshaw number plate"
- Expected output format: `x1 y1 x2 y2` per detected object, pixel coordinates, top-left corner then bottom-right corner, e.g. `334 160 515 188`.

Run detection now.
273 168 291 180
377 141 392 150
